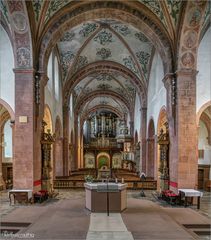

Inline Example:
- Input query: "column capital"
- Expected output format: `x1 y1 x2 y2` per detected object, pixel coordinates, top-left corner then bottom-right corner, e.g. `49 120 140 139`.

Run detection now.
162 73 175 89
37 71 49 86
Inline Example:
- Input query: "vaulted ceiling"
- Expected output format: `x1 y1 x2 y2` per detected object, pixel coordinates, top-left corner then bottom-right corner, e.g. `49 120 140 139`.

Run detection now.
1 0 210 123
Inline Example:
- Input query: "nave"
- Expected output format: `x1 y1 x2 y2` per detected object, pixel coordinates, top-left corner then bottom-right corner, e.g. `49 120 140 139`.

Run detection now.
1 189 211 240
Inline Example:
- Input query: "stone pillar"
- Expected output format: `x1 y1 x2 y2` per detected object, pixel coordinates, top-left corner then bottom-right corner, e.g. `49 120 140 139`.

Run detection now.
140 107 147 173
146 138 155 178
0 130 5 190
163 69 198 191
54 138 63 176
63 105 70 175
176 69 198 189
13 69 35 189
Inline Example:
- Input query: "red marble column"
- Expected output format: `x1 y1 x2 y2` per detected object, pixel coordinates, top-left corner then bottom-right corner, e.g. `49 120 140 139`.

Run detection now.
163 69 198 191
13 69 35 189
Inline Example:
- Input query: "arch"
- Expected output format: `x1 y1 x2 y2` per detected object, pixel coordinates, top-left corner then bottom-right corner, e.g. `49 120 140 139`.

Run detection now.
43 105 53 133
38 2 173 75
177 1 208 70
0 25 15 112
0 99 15 122
75 90 131 117
64 61 147 108
96 152 110 169
0 105 13 190
157 106 167 134
6 1 33 68
196 101 211 125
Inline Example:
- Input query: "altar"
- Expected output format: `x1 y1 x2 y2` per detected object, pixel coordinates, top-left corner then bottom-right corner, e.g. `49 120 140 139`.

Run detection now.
84 182 127 212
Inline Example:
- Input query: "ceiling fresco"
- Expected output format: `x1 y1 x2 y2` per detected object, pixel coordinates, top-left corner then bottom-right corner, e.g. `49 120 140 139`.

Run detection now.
73 73 136 106
31 1 183 30
57 20 153 82
2 0 208 124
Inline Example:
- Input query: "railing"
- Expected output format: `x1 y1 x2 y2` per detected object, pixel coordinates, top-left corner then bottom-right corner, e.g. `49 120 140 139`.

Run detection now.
53 179 157 190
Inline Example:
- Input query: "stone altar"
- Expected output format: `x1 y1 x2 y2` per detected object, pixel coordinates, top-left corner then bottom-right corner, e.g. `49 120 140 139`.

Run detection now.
84 182 127 212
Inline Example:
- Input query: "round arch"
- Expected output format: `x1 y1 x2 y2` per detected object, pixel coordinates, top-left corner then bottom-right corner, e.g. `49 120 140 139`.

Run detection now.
197 101 211 126
43 105 53 133
75 91 131 118
38 2 173 75
157 106 167 135
0 99 15 122
96 152 110 169
64 61 147 108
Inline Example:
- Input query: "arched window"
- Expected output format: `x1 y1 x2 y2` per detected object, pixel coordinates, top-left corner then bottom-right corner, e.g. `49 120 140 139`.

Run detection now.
4 120 12 158
0 26 15 110
70 94 73 117
47 53 53 90
54 56 60 100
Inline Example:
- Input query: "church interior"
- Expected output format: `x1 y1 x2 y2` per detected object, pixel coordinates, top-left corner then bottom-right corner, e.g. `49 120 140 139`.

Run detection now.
0 1 211 239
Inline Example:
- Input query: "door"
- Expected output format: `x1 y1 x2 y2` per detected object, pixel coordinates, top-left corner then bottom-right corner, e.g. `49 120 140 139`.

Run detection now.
198 169 204 190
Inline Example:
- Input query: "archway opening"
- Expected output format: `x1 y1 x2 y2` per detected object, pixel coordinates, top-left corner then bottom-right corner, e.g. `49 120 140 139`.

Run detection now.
0 104 13 190
197 105 211 191
157 108 169 191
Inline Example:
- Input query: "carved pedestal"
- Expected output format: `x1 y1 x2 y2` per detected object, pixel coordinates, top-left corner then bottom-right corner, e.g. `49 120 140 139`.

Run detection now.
41 121 55 192
158 124 169 191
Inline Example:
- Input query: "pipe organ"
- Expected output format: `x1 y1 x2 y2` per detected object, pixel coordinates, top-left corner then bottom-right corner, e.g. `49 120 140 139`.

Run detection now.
89 112 117 138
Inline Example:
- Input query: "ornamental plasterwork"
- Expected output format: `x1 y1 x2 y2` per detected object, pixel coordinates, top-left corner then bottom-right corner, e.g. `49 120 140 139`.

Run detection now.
45 0 70 23
75 56 88 70
112 24 131 36
32 0 44 22
94 29 113 45
61 50 75 76
94 73 113 82
135 32 149 43
79 23 98 38
141 0 165 25
122 56 139 75
135 51 150 74
97 83 112 91
60 31 75 41
166 0 182 26
96 48 112 60
0 0 9 23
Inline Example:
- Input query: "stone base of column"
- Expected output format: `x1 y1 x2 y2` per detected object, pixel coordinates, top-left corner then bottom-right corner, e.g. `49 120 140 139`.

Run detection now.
160 178 169 191
0 176 6 190
42 179 52 192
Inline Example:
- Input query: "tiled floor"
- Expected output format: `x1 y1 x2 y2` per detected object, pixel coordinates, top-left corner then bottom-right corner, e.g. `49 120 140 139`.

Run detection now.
0 189 211 240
